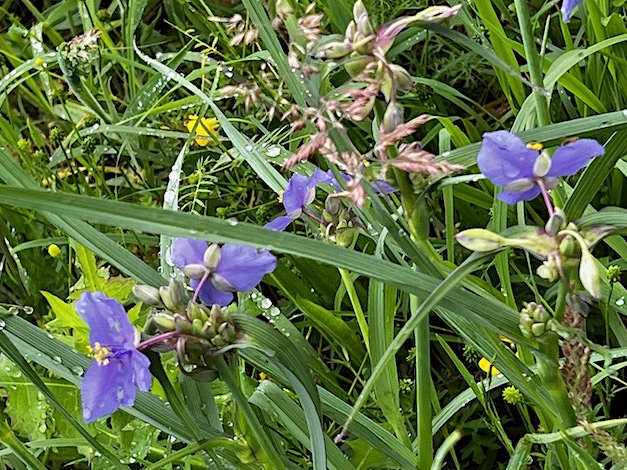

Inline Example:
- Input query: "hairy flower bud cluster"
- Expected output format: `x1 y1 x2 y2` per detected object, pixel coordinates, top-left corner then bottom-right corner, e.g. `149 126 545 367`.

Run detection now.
322 196 362 246
519 302 553 339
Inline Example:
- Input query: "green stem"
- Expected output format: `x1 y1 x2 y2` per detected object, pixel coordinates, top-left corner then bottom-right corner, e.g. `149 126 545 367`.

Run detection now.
513 0 551 126
393 168 435 466
0 411 46 470
339 268 370 354
536 337 577 429
414 295 433 469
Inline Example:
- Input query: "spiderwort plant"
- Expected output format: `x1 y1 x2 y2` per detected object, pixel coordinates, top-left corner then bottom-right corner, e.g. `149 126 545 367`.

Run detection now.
76 292 151 423
265 168 332 231
172 238 277 306
457 131 612 429
561 0 584 23
477 130 605 211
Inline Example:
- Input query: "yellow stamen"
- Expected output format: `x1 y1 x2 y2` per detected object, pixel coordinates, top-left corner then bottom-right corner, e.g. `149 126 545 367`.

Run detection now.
526 142 543 151
277 191 284 204
90 342 111 366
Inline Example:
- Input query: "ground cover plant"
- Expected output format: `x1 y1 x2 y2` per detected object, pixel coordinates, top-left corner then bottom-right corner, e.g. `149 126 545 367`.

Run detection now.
2 0 627 468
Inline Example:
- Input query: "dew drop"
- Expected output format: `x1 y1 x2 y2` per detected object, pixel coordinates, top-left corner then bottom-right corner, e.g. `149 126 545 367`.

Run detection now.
260 298 272 309
52 356 62 365
0 319 6 330
72 365 84 376
268 307 280 317
616 296 625 306
23 306 33 315
227 217 238 226
47 333 54 339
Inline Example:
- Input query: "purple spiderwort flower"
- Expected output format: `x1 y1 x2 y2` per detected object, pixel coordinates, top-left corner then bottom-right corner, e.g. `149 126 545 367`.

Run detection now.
172 239 277 305
477 130 604 206
265 168 332 231
76 292 151 423
562 0 584 23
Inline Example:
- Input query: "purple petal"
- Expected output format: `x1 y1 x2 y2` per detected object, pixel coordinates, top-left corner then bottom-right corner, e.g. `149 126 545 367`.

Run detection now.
477 131 539 186
283 174 314 215
76 292 135 349
264 215 296 232
81 353 136 423
129 350 151 392
171 238 207 268
372 180 396 195
329 171 350 191
547 139 604 178
310 168 334 186
213 244 277 292
190 278 234 306
497 186 542 204
561 0 584 23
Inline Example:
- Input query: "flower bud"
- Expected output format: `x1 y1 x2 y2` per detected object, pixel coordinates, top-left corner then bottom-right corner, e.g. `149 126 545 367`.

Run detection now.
382 102 404 133
537 260 560 282
545 207 566 236
174 314 193 334
579 250 601 299
533 151 551 178
133 284 163 306
390 64 413 91
415 5 462 22
203 244 222 271
152 312 176 331
181 264 207 280
315 40 352 59
559 235 579 257
160 279 186 312
211 273 235 292
188 302 210 323
607 265 621 283
456 228 506 252
519 302 553 339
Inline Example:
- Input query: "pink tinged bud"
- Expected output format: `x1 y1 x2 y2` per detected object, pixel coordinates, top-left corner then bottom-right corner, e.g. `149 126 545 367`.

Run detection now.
203 244 222 271
382 102 404 133
579 250 601 299
456 229 506 252
375 16 416 53
415 5 462 22
182 264 207 280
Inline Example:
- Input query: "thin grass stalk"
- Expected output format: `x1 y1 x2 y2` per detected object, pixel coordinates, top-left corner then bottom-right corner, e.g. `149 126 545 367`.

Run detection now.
513 0 551 126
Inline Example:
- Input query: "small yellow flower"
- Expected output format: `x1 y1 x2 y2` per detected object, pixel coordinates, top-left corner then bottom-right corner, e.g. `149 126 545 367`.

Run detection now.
478 337 517 376
502 386 523 405
47 244 61 258
186 115 218 147
34 57 44 67
478 357 501 376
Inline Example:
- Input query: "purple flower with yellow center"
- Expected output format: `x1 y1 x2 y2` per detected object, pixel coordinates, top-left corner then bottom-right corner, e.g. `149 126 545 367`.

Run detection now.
76 292 151 423
477 130 604 205
265 168 332 231
561 0 584 23
172 239 277 305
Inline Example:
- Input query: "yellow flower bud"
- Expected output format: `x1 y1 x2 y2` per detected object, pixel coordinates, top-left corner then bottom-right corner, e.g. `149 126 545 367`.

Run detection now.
47 244 61 258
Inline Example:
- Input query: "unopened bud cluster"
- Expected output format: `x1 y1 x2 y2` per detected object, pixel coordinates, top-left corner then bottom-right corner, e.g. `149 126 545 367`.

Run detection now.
519 302 553 339
133 279 241 361
322 196 362 246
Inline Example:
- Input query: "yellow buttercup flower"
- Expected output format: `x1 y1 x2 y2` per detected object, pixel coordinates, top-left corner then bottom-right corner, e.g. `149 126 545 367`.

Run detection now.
186 115 218 147
478 337 517 376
